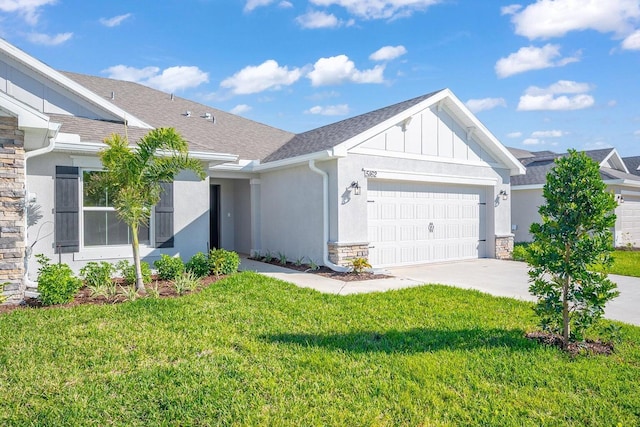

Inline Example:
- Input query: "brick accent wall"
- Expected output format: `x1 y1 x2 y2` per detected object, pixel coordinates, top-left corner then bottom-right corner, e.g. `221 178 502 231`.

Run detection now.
0 117 26 304
495 234 514 260
327 242 369 267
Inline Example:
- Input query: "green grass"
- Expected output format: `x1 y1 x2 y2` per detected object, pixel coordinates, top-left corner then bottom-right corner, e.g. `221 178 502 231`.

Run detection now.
609 250 640 277
1 272 639 426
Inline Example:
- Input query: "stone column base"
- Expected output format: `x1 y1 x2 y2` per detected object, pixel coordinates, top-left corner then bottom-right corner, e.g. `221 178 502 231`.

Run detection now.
327 242 369 267
495 234 514 260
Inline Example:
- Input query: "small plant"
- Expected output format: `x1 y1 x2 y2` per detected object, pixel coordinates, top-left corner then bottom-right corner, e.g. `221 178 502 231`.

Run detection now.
294 257 304 267
0 282 7 304
173 271 201 295
278 252 288 265
512 243 530 262
209 248 240 276
116 260 152 286
262 251 273 263
350 257 372 275
307 258 319 271
154 254 185 281
118 285 139 302
147 281 161 299
185 252 210 278
87 281 118 301
35 254 82 306
80 261 115 288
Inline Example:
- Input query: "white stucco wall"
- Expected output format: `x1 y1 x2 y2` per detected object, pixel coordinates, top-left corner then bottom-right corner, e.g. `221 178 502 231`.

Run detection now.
511 188 545 242
25 151 210 277
258 164 325 264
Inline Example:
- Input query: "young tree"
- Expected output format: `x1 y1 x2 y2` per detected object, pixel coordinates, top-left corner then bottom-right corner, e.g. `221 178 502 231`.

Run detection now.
528 150 619 348
89 128 205 292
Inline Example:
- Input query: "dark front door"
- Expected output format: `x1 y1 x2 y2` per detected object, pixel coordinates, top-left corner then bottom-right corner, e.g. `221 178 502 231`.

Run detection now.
209 185 220 250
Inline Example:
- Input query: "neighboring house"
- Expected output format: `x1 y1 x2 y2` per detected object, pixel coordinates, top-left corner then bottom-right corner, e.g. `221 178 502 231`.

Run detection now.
510 147 640 247
0 39 524 303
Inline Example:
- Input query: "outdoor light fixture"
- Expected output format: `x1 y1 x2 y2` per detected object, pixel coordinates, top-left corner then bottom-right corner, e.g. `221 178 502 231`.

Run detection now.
349 181 361 196
499 190 508 200
616 194 624 204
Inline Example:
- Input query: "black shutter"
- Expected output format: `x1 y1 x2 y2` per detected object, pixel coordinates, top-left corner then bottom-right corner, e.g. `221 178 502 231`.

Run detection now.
55 166 79 253
155 182 174 248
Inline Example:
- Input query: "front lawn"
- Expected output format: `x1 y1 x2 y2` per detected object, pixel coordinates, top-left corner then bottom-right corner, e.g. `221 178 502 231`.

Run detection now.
609 250 640 277
1 272 639 426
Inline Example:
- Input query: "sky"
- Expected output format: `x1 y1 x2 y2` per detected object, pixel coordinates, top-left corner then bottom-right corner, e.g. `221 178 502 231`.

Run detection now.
1 0 640 157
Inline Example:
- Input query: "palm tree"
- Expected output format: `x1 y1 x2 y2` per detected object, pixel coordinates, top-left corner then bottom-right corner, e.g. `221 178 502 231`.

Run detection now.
89 128 205 292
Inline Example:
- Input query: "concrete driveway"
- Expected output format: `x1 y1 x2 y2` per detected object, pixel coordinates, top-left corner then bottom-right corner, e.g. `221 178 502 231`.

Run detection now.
386 259 640 326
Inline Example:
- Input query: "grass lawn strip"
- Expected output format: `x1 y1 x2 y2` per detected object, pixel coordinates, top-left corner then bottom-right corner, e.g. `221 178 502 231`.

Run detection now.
0 272 639 426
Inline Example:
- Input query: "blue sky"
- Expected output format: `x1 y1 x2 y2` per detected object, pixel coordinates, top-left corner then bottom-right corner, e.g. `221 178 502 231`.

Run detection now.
1 0 640 156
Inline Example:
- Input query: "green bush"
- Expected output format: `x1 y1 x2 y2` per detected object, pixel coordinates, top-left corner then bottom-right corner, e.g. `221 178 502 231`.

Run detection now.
80 261 115 288
173 271 201 295
512 243 531 262
185 252 210 278
209 248 240 276
35 254 82 306
116 260 152 286
350 257 372 274
154 254 185 281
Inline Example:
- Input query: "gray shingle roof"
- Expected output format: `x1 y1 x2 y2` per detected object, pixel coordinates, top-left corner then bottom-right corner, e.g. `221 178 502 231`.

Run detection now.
511 148 640 186
262 90 443 163
60 71 295 160
623 156 640 176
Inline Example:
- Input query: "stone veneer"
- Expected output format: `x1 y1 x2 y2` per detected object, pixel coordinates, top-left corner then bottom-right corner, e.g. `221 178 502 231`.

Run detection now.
495 234 514 260
328 242 370 267
0 117 26 304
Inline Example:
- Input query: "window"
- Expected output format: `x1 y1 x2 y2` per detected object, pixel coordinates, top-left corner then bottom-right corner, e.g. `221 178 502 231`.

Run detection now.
81 170 150 247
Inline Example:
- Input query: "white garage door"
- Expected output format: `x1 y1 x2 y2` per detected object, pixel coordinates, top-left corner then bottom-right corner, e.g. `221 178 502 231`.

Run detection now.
618 195 640 247
367 180 486 267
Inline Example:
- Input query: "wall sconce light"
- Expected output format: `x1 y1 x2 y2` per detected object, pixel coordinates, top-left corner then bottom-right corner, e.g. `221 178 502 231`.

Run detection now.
499 190 508 200
616 194 624 204
349 181 361 196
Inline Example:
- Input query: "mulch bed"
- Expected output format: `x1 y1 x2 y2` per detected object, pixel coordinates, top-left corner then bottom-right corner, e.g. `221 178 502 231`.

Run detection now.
249 257 391 282
525 331 615 356
0 275 223 315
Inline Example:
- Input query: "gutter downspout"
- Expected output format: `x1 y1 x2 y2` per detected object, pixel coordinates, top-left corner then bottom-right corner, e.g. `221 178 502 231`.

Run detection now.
23 122 60 291
308 160 350 273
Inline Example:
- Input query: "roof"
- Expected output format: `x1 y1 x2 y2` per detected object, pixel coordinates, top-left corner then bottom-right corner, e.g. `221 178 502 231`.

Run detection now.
262 90 442 163
61 71 295 161
511 148 640 186
624 156 640 176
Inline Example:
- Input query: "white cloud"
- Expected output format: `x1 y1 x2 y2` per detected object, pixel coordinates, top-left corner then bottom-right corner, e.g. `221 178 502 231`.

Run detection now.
296 11 340 28
0 0 57 25
501 4 522 15
518 80 595 111
278 1 293 7
523 138 541 145
221 60 302 95
99 13 132 27
622 29 640 49
230 104 252 115
305 104 350 115
307 55 385 86
309 0 441 20
465 97 507 113
495 44 579 78
244 0 274 12
531 130 565 137
369 45 407 61
507 131 523 138
634 130 640 137
510 0 640 40
103 65 209 93
26 32 72 45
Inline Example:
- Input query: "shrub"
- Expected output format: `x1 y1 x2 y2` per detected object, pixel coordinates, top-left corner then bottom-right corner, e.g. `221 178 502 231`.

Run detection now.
512 243 530 262
116 260 152 286
173 271 201 295
350 257 372 274
35 254 82 306
209 248 240 276
154 254 185 281
185 252 210 278
80 261 115 288
0 282 7 304
119 285 139 302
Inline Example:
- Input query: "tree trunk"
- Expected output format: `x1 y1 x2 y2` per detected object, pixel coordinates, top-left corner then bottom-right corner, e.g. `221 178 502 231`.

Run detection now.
131 224 145 293
562 243 571 349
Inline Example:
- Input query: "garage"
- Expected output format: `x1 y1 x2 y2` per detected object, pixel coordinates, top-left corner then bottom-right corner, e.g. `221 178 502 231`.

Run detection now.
617 195 640 247
367 180 487 267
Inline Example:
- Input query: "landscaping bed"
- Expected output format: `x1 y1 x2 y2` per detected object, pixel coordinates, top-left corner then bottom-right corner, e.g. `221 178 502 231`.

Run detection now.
248 257 391 282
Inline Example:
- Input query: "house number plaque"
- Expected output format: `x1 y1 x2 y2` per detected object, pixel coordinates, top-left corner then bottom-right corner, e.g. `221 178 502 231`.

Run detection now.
363 169 378 178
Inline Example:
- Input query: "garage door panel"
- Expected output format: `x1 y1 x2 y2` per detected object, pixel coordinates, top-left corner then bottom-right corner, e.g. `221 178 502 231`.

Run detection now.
368 180 486 267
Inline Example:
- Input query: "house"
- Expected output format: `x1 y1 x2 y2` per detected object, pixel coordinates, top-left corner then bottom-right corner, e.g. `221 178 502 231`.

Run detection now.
510 147 640 247
0 39 524 303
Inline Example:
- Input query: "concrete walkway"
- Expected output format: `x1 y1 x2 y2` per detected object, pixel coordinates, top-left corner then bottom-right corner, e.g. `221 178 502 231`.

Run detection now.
238 257 640 326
